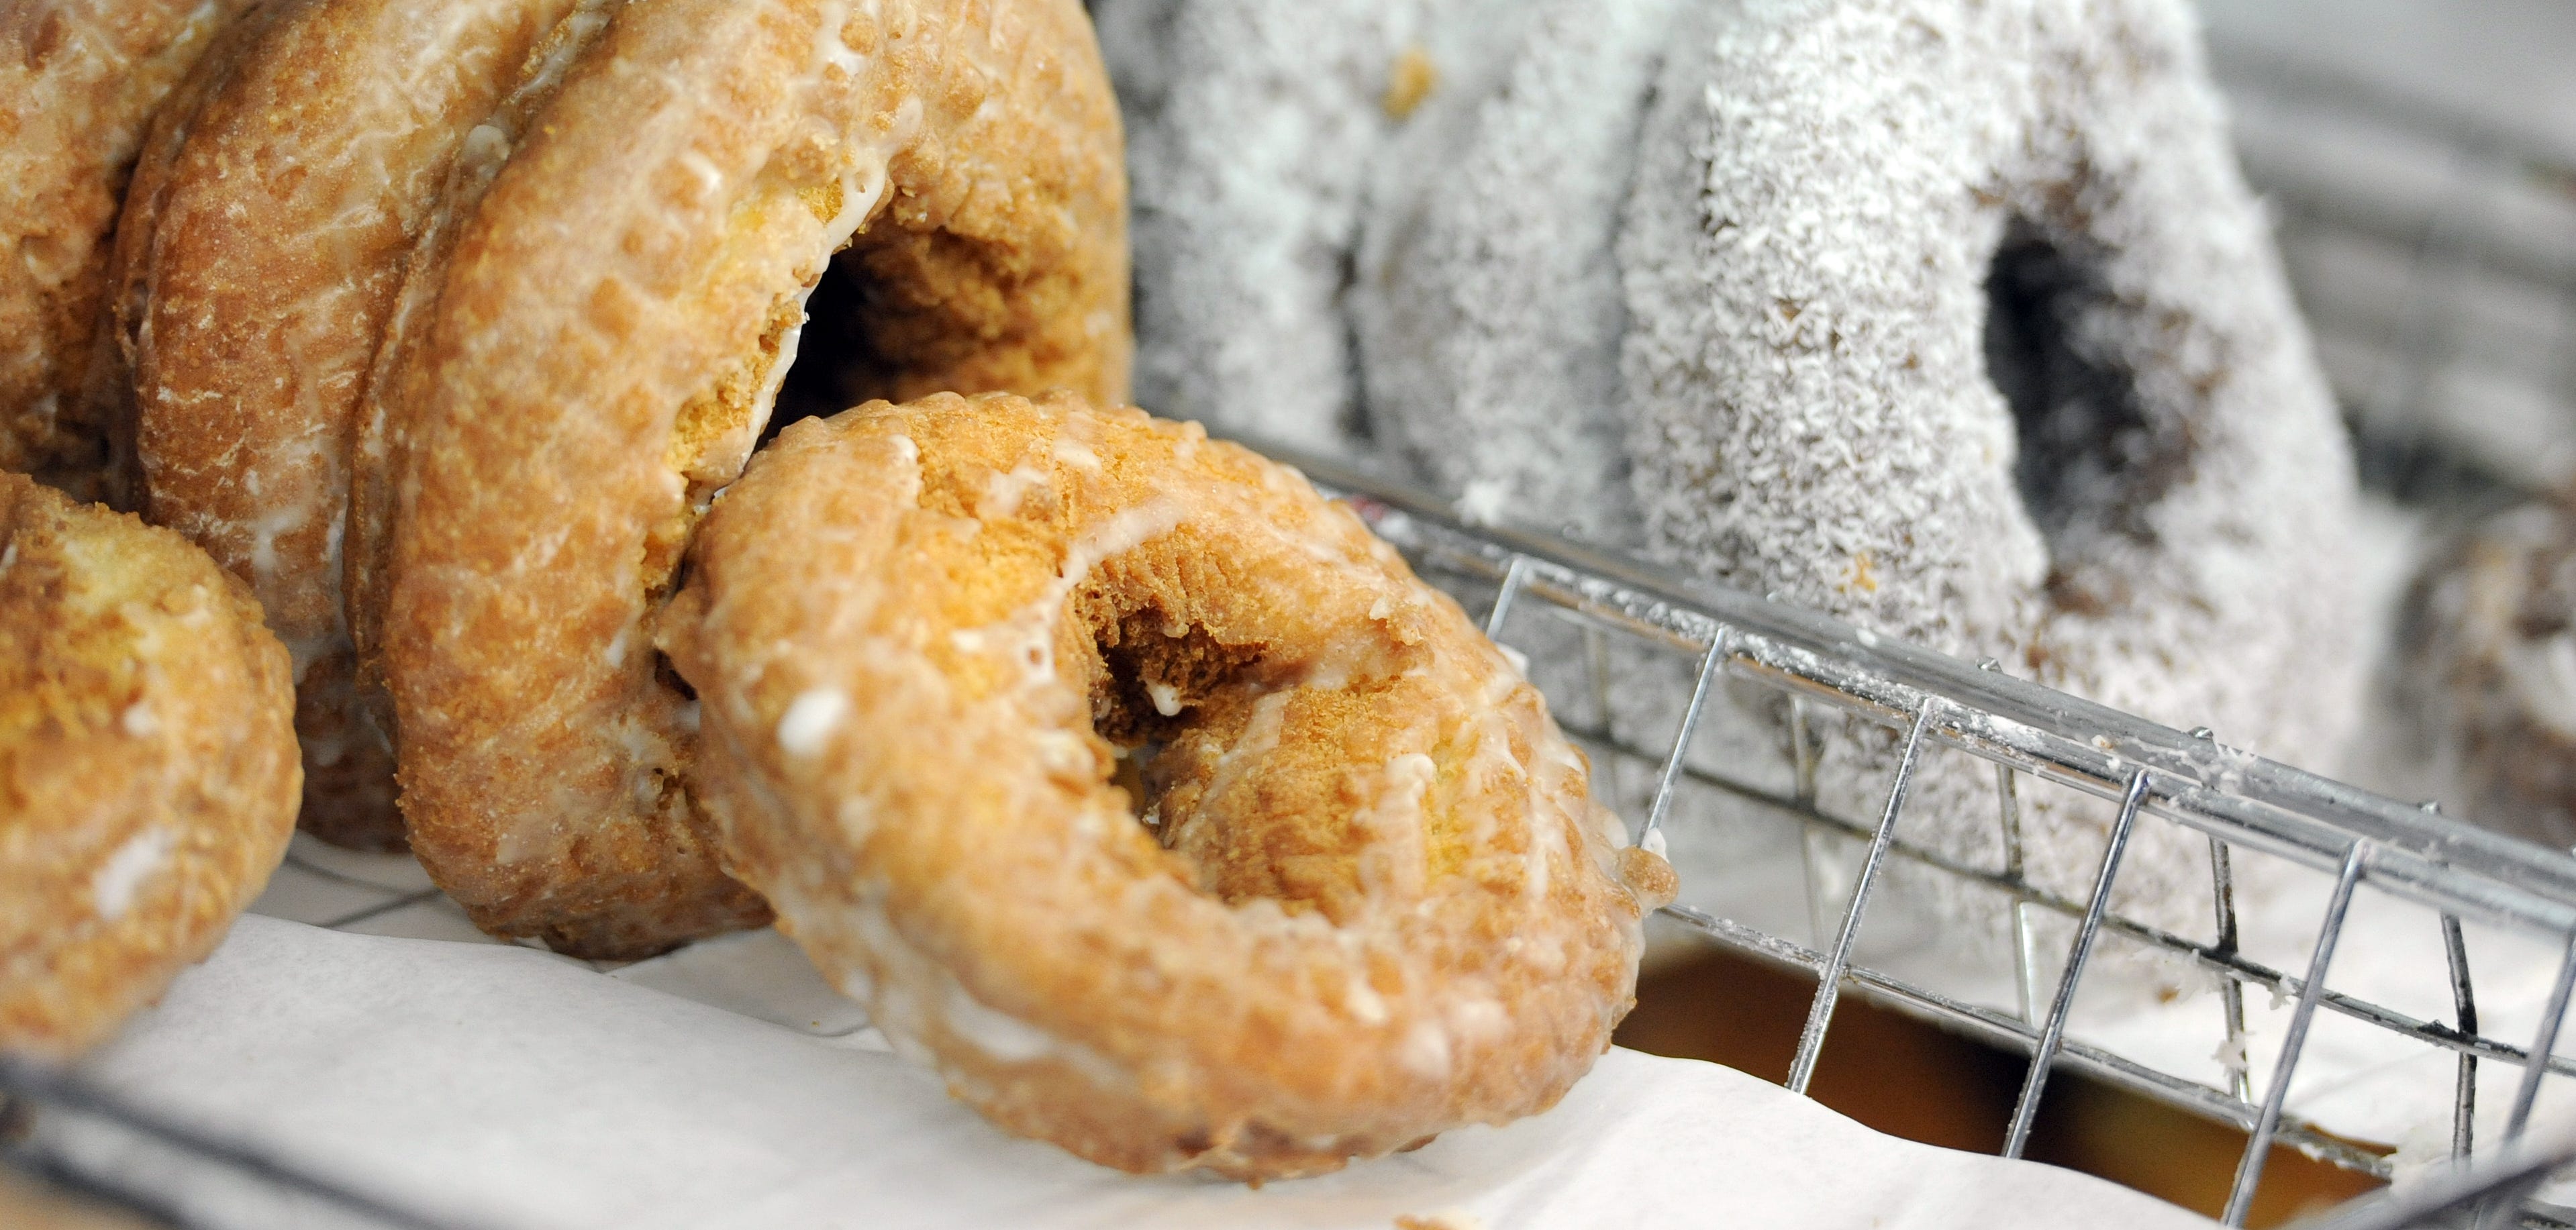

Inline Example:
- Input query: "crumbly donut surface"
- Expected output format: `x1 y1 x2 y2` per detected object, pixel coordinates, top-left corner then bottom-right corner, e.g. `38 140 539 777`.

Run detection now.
361 0 1128 958
666 393 1668 1180
0 0 255 496
0 472 297 1060
108 0 587 852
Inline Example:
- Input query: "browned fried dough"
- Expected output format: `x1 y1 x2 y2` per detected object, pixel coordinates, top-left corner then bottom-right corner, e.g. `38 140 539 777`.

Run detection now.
360 0 1129 958
0 472 296 1060
107 0 590 850
664 393 1669 1178
0 0 258 497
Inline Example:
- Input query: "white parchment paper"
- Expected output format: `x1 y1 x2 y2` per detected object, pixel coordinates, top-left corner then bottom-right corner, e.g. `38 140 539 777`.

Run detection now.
62 916 2212 1229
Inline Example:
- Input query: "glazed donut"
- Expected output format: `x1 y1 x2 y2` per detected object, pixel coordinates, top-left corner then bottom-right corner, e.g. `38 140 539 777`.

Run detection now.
355 0 1129 958
0 0 256 496
1619 0 2361 917
2394 497 2576 849
661 392 1671 1179
103 0 585 852
0 472 297 1060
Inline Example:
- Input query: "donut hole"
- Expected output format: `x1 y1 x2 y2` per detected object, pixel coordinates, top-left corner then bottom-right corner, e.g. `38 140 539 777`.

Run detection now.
766 256 877 437
765 231 1062 444
1073 593 1269 825
1983 219 2187 558
1058 560 1409 922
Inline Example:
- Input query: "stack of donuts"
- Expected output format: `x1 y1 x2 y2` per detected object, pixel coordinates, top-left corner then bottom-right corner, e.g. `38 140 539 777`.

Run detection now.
1102 0 2367 937
2 0 1674 1182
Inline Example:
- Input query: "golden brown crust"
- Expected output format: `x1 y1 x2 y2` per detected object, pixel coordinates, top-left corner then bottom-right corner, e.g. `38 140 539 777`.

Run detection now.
0 472 298 1061
664 393 1665 1180
113 0 588 851
362 0 1128 958
0 0 256 497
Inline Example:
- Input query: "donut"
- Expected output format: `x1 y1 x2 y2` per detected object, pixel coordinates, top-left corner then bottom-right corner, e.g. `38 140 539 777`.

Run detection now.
0 472 298 1060
0 0 256 497
1618 0 2361 919
352 0 1129 958
1349 0 1679 541
2393 497 2576 849
101 0 587 852
660 391 1672 1179
1095 0 1434 459
1111 0 2363 932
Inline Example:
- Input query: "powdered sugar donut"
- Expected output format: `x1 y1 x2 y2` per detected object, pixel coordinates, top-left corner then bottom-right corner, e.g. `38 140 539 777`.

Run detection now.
1352 0 1680 540
664 392 1671 1179
1621 0 2361 915
1115 0 2361 932
1099 0 1503 459
2395 497 2576 849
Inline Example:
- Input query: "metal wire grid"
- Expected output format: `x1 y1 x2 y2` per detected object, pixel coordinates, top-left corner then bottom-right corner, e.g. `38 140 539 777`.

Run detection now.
1257 446 2576 1230
3 28 2567 1230
2 451 2572 1228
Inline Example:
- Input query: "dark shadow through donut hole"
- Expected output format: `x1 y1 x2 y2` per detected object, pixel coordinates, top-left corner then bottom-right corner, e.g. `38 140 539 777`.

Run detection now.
1077 593 1270 838
1983 218 2182 554
762 255 877 442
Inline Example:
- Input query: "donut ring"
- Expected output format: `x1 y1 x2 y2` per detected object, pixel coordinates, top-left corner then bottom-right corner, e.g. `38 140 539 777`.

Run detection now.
1619 0 2361 921
1350 0 1677 542
2395 497 2576 848
106 0 585 852
0 0 255 495
662 392 1673 1179
1095 0 1420 459
0 472 297 1060
359 0 1128 958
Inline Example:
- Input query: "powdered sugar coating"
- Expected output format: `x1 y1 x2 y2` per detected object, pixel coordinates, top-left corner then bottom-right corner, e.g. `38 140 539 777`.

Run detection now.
2394 498 2576 849
1118 0 2363 938
1622 0 2362 920
1097 0 1434 458
1353 0 1683 542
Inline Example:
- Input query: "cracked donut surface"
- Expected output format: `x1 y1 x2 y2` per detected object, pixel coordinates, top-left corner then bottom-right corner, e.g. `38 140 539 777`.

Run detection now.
662 393 1672 1180
0 472 297 1060
0 0 257 496
107 0 590 851
353 0 1128 958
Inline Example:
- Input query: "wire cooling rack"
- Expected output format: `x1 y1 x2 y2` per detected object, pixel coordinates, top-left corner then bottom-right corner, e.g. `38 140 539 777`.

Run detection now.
9 36 2573 1230
7 446 2575 1229
1285 447 2576 1230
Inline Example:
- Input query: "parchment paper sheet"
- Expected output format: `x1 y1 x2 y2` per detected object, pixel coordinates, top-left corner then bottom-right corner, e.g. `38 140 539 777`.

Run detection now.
60 915 2213 1229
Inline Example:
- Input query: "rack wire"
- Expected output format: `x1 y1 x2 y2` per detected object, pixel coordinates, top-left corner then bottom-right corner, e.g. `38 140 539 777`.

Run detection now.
1276 446 2576 1229
7 29 2573 1230
13 446 2562 1229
